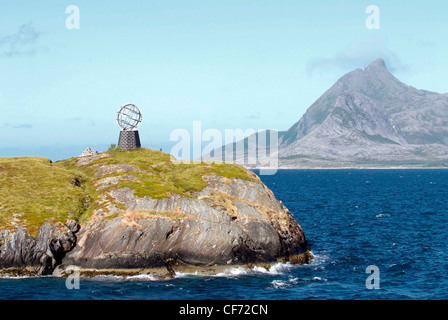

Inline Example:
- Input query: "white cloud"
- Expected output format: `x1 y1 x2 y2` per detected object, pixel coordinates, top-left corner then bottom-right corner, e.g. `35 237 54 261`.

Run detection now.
306 35 407 75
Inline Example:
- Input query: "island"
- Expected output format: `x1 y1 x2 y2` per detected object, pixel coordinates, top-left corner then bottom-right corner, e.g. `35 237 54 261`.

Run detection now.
0 148 311 278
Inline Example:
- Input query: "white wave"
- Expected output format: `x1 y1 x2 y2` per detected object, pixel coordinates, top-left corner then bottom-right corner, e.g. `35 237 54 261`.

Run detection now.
175 262 295 279
126 274 158 281
312 276 327 281
173 271 200 278
271 277 299 289
271 280 290 289
376 213 390 218
271 275 327 288
87 272 161 282
91 275 125 281
0 275 31 280
267 262 295 274
213 267 249 277
306 252 328 267
251 266 272 274
220 263 294 277
251 263 293 275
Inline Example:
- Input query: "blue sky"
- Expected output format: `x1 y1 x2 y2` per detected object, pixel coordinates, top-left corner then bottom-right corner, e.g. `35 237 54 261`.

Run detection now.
1 0 447 160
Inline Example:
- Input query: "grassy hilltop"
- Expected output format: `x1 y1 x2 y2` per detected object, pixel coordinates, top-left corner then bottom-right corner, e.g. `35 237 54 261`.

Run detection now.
0 148 258 236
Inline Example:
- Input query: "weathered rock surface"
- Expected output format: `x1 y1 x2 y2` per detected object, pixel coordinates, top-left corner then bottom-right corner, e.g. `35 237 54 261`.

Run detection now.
63 175 309 270
0 222 78 275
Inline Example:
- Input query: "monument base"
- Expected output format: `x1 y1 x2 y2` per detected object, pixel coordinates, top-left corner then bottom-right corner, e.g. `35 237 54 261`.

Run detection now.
118 130 141 149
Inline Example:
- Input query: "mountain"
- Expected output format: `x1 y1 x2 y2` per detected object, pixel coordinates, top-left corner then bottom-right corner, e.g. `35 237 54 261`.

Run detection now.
205 59 448 168
279 58 448 167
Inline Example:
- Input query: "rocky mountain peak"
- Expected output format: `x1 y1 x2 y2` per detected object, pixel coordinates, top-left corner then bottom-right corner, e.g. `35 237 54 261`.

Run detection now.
277 58 448 167
365 58 388 72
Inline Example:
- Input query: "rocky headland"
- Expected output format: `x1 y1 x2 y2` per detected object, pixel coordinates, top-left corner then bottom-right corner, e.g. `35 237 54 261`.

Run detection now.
0 148 311 278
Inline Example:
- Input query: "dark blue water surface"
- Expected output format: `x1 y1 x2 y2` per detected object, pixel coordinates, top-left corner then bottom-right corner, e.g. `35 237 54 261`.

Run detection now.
1 169 447 300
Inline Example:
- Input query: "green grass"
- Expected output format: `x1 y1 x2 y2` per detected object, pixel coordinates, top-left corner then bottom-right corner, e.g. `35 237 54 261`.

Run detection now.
77 148 258 199
0 157 92 236
0 148 258 234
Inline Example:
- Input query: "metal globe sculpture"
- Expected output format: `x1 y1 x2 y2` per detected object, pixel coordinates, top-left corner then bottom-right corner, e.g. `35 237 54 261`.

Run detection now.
116 103 142 149
116 104 142 131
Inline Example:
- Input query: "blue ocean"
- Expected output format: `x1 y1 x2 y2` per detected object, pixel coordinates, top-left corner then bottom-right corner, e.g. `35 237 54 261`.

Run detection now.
1 169 447 300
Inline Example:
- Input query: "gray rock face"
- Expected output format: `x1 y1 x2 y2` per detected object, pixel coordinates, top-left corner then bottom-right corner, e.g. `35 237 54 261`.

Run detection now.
63 175 309 269
0 222 78 275
205 59 448 168
279 58 448 167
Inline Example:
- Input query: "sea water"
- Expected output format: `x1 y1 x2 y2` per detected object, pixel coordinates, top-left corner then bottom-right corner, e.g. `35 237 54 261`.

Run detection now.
1 169 447 300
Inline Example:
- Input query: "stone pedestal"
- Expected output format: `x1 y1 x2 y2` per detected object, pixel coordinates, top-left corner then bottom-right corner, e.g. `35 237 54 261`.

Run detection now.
118 130 141 149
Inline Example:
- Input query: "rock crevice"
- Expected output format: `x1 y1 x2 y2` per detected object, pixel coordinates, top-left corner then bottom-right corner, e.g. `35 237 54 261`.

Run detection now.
0 221 79 275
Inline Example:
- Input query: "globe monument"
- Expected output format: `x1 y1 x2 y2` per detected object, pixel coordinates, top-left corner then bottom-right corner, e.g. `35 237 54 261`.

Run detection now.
116 103 142 149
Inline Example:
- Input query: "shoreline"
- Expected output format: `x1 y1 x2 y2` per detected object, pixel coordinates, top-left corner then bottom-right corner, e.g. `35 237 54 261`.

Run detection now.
0 251 314 279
